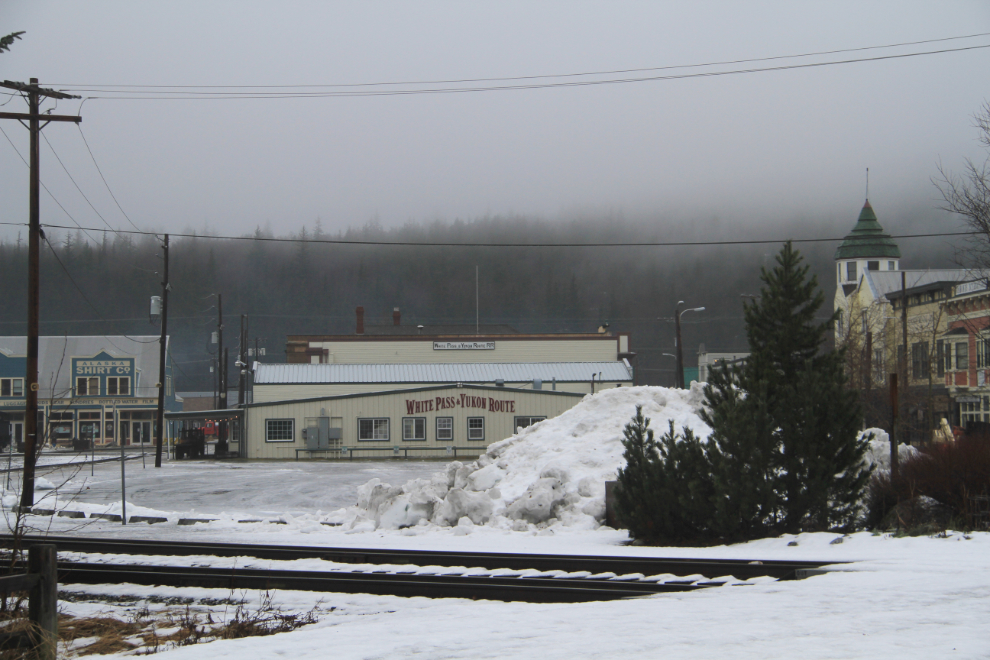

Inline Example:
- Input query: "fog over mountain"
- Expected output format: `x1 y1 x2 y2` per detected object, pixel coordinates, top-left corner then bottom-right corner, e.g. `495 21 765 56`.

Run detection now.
0 2 986 388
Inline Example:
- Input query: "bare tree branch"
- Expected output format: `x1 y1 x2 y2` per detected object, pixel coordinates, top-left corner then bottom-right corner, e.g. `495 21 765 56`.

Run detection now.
934 101 990 269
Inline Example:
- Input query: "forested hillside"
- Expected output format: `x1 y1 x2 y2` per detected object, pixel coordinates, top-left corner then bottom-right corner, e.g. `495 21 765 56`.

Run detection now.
0 213 954 391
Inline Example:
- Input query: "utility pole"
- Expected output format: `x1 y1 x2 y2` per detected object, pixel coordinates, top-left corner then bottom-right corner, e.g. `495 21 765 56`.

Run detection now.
900 272 908 444
217 294 225 411
237 314 247 407
674 302 706 389
675 304 684 389
1 79 82 508
865 331 873 391
890 373 899 482
154 235 169 468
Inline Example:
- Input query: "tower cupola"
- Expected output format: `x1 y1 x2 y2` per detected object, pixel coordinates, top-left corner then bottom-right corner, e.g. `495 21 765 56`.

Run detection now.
835 200 901 287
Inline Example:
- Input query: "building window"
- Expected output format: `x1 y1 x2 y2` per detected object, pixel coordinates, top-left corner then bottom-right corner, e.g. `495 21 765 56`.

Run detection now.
978 337 990 369
107 377 129 396
936 340 946 377
0 378 23 397
873 348 885 382
402 417 426 441
846 261 857 282
436 417 453 442
76 377 99 396
911 342 930 379
358 418 389 441
514 416 546 430
467 417 485 441
868 261 879 271
861 317 867 334
265 418 294 442
956 342 969 371
79 411 101 441
836 310 844 336
888 261 895 270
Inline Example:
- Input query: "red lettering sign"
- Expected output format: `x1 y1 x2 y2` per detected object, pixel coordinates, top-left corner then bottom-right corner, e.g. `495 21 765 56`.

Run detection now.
408 394 516 413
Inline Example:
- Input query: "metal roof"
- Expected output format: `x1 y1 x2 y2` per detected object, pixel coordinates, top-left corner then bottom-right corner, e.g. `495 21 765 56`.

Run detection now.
865 269 981 299
255 361 633 385
357 324 520 336
834 201 902 260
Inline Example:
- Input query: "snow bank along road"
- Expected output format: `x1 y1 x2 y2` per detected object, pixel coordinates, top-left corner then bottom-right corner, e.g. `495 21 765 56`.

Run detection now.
10 534 840 603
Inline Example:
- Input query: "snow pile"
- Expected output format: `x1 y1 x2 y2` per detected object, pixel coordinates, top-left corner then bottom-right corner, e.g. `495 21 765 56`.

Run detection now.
860 427 920 473
342 385 712 532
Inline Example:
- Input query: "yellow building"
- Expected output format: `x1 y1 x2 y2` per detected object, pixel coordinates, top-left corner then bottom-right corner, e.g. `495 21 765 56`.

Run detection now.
833 200 976 438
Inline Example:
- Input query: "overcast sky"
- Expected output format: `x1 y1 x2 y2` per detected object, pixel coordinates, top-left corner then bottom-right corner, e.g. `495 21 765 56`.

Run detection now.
1 1 989 245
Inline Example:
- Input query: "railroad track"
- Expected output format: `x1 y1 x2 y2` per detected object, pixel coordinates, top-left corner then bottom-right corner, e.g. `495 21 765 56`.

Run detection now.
9 535 837 581
2 535 843 603
56 561 716 603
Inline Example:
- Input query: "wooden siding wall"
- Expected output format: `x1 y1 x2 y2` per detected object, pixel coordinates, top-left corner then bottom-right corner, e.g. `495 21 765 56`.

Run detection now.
245 387 584 459
307 339 618 364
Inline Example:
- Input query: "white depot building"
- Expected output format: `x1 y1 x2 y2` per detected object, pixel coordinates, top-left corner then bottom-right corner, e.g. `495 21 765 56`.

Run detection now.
222 308 635 459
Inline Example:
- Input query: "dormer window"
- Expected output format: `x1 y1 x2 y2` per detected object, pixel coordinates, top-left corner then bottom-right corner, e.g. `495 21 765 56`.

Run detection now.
868 261 879 271
846 261 857 282
888 261 895 270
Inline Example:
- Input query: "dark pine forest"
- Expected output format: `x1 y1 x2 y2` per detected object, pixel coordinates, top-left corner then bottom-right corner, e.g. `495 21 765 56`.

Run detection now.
0 213 951 392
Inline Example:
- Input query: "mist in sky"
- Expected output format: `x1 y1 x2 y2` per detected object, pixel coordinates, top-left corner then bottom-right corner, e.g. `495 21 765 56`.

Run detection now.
1 1 989 244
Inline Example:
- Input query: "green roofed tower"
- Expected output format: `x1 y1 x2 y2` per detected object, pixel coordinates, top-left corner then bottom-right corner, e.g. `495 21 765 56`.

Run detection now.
835 200 900 289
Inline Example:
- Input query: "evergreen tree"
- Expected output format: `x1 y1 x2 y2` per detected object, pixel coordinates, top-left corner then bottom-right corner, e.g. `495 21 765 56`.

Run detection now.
614 406 667 539
615 406 713 542
702 242 872 536
701 368 779 539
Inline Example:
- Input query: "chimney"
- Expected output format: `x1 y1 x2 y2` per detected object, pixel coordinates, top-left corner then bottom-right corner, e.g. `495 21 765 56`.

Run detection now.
393 307 401 326
356 306 364 334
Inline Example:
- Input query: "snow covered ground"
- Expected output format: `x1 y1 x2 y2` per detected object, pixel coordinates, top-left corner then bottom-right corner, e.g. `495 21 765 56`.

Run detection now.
2 386 987 658
49 530 990 659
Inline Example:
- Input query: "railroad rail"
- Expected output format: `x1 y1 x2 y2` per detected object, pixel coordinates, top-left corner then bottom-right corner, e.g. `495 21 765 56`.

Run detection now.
8 535 839 581
55 561 722 603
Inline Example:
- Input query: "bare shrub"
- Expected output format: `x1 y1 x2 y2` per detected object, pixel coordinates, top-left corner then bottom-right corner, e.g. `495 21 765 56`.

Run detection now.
866 437 990 530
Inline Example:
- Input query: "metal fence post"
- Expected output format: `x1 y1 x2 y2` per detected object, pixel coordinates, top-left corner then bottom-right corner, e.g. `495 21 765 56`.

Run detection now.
28 544 57 660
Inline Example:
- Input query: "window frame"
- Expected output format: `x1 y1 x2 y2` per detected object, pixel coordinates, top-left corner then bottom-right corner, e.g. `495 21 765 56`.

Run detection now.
358 417 390 442
467 416 485 441
0 378 21 397
76 376 99 397
956 342 969 371
265 418 295 443
911 341 930 379
514 416 547 430
402 417 427 442
436 416 453 442
107 376 130 396
846 261 857 282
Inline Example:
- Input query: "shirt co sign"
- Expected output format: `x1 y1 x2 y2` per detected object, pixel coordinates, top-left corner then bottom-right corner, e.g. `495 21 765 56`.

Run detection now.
432 341 495 350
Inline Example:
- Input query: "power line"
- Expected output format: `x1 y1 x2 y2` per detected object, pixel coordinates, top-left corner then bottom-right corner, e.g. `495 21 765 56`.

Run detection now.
75 124 143 232
0 220 975 248
49 32 990 91
40 130 125 240
0 125 100 243
40 234 160 346
58 43 990 100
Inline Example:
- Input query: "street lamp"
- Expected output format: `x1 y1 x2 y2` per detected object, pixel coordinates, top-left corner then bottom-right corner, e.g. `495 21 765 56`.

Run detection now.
675 302 705 388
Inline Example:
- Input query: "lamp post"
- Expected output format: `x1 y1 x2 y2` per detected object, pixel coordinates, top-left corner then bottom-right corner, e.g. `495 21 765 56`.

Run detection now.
661 353 677 388
675 302 705 389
